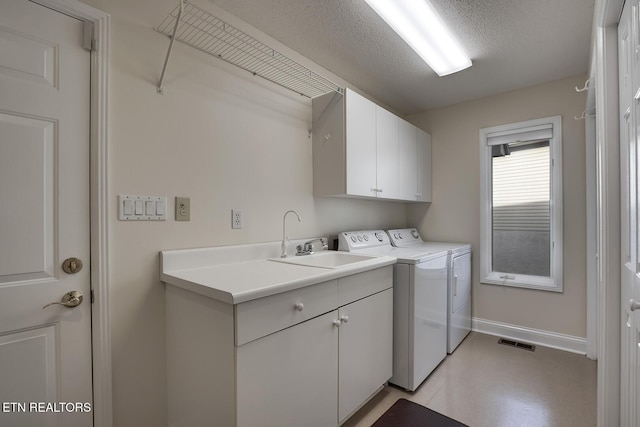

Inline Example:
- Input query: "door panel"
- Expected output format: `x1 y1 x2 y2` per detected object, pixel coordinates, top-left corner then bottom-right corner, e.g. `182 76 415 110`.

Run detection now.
0 1 92 426
236 311 338 427
338 289 393 423
346 89 377 197
0 113 55 282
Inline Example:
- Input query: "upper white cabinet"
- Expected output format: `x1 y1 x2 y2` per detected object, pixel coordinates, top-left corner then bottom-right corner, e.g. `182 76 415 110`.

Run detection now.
375 105 400 199
345 89 377 197
312 88 431 202
417 128 432 202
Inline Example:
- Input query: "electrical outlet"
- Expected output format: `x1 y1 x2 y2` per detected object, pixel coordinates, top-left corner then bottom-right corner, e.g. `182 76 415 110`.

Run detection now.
175 197 190 221
232 209 243 229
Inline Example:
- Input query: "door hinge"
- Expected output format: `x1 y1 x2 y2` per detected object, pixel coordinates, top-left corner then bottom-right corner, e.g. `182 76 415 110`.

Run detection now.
90 289 95 304
83 20 95 52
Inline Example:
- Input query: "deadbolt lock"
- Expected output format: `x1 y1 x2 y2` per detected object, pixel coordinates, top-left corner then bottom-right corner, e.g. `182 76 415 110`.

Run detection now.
62 257 83 274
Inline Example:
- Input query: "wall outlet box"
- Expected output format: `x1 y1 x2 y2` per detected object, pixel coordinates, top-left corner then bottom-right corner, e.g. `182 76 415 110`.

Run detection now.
175 197 190 221
232 209 243 229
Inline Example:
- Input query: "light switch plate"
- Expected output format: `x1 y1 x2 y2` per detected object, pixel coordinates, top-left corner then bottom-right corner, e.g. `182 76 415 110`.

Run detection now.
118 195 166 221
175 197 190 221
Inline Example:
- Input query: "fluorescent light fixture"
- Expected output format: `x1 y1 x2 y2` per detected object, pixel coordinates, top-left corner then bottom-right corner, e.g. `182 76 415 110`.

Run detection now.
363 0 472 76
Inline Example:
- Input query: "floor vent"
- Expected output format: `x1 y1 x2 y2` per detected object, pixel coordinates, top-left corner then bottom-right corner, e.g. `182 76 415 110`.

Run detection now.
498 338 536 351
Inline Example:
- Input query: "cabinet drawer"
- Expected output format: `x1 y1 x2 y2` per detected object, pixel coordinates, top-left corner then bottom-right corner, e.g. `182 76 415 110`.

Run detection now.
338 266 392 307
235 280 338 346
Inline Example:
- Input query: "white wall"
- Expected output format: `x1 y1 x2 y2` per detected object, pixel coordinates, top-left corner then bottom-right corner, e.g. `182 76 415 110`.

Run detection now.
407 75 589 339
82 0 407 425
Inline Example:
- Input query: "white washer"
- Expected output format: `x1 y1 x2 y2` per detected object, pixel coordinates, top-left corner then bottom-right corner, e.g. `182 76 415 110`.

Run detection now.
338 230 448 391
387 228 472 354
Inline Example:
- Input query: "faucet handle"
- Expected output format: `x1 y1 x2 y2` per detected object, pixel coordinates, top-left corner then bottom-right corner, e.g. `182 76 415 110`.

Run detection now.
303 238 328 254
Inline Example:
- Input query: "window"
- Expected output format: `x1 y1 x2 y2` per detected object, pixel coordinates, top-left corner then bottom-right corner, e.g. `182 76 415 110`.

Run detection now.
480 116 563 291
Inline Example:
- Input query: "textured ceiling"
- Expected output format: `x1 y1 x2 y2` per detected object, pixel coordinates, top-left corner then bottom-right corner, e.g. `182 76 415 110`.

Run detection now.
208 0 595 114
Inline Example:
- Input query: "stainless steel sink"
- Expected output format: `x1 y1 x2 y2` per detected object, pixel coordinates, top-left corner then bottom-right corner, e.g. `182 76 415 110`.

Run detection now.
269 251 378 269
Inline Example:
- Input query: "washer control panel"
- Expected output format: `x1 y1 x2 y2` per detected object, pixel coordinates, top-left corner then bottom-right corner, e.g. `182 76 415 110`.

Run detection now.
338 230 391 251
387 228 423 247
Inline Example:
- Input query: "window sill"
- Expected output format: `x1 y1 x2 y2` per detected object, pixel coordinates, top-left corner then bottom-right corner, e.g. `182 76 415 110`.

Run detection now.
481 272 562 292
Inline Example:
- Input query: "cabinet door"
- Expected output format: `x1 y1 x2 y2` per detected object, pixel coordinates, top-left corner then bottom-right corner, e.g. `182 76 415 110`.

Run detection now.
376 106 400 199
345 89 377 197
338 289 393 423
236 311 338 427
399 119 419 200
417 129 432 202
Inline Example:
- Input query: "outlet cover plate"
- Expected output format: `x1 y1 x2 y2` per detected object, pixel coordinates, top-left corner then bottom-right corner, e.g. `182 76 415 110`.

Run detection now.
232 209 243 229
176 197 191 221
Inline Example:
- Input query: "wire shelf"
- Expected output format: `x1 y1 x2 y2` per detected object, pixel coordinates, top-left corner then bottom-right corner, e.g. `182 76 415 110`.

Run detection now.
155 2 343 98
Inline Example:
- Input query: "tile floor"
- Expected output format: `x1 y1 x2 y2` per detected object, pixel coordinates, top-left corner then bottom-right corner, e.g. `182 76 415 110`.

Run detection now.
342 332 597 427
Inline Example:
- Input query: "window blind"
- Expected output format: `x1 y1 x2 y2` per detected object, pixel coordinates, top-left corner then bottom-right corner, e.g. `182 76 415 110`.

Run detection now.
492 143 550 232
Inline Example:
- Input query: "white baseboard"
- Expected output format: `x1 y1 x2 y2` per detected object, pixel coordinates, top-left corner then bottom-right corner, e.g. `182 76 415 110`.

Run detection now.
472 317 587 355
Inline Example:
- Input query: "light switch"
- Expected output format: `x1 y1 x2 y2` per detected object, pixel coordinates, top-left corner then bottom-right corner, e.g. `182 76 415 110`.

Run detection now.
123 200 134 215
118 195 167 221
145 200 155 215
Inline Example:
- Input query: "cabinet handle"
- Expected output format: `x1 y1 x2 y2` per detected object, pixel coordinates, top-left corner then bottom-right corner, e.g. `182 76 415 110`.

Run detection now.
453 275 458 296
294 302 304 311
630 299 640 312
340 315 349 324
333 320 342 327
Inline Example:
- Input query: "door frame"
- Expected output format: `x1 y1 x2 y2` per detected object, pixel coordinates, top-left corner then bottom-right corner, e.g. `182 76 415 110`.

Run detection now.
29 1 112 426
590 0 624 426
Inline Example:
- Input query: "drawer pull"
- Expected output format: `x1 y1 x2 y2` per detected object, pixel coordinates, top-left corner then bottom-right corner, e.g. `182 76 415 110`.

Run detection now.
294 302 305 311
340 315 349 324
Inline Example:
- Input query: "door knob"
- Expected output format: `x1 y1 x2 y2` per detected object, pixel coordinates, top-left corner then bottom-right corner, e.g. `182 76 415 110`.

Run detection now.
631 299 640 312
43 291 83 309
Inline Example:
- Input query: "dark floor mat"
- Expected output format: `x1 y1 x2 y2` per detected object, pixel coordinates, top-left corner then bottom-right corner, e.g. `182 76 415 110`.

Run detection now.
372 398 469 427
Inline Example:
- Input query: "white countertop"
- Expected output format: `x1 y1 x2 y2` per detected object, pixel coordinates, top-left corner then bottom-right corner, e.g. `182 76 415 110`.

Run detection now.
160 240 396 304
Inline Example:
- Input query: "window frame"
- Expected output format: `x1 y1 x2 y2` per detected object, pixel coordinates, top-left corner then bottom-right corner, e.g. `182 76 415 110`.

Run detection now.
479 116 563 292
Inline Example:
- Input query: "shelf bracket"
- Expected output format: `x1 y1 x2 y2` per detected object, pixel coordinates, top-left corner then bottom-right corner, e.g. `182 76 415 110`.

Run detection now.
157 0 185 95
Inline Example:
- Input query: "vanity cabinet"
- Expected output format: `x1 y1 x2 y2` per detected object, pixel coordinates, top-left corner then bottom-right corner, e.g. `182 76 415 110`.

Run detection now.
165 266 393 427
312 88 431 202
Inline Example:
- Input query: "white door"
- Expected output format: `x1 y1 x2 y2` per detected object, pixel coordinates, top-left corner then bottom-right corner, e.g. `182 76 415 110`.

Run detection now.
0 1 92 426
620 1 640 425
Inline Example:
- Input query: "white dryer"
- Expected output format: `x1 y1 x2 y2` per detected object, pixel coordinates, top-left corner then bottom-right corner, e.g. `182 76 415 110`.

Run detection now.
387 228 472 354
338 230 448 391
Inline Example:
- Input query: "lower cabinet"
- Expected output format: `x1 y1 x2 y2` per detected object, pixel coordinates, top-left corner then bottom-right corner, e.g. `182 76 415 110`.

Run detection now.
237 311 339 427
166 266 393 427
338 289 393 423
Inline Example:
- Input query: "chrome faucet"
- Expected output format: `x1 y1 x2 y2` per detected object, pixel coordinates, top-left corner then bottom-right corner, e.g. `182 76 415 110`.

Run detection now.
281 210 301 258
297 238 328 256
